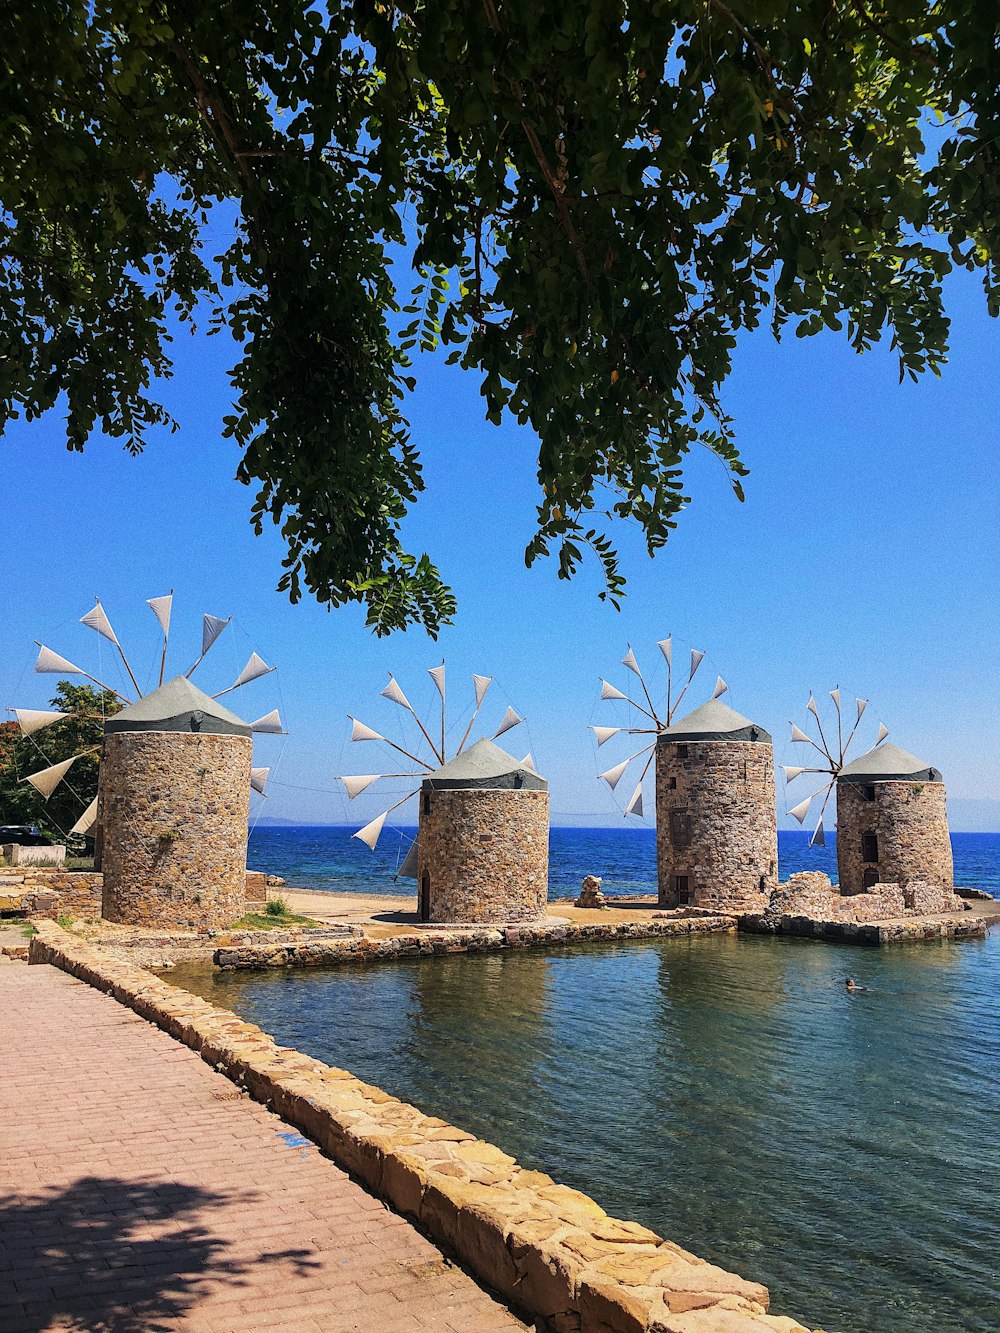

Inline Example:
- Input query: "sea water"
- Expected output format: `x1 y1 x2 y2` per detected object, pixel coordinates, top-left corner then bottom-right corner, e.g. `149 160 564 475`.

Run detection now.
170 828 1000 1333
247 824 1000 899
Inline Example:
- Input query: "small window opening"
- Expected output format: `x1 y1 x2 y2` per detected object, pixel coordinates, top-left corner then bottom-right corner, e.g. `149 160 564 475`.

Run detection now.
862 832 879 863
421 790 431 817
676 744 689 758
669 809 691 849
863 785 876 802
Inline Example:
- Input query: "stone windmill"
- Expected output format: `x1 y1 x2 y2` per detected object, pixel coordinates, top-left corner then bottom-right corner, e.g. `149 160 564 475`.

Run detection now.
339 665 548 924
9 595 282 928
784 690 952 893
594 639 776 911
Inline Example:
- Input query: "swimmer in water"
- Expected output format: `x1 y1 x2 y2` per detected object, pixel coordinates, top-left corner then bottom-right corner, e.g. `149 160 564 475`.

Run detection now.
845 977 868 992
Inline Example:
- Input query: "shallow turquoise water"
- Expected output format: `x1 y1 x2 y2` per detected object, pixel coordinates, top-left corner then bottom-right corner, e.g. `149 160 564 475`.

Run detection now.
174 929 1000 1333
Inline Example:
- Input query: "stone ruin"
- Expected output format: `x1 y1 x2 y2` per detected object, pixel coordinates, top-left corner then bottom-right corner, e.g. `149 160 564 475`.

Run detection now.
575 875 607 909
766 870 965 925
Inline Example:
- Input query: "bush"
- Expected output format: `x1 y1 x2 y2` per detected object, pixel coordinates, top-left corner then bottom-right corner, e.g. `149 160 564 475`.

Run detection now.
265 896 289 917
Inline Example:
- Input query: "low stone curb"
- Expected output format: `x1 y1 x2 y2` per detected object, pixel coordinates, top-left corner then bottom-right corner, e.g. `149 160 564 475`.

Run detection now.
738 912 987 945
29 921 813 1333
214 913 738 970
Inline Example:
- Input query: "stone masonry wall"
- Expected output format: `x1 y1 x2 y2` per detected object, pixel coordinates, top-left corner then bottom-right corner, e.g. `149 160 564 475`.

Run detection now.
655 738 777 912
101 731 252 930
837 780 953 896
418 789 548 924
0 869 103 919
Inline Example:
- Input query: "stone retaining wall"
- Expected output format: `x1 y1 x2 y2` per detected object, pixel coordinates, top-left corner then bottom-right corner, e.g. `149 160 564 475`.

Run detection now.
739 913 986 946
214 914 738 971
0 869 103 919
28 922 811 1333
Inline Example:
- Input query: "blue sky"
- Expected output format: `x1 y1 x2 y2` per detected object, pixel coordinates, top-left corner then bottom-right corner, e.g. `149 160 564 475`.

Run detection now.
2 267 997 830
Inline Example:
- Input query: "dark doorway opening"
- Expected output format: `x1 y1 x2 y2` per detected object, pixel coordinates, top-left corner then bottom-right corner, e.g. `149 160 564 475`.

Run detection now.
673 874 691 905
419 872 430 922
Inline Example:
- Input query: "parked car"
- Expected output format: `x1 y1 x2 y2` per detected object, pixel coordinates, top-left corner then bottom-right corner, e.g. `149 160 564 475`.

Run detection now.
0 825 54 847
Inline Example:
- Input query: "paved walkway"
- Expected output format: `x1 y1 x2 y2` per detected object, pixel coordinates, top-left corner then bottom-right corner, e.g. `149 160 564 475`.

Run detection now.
0 959 528 1333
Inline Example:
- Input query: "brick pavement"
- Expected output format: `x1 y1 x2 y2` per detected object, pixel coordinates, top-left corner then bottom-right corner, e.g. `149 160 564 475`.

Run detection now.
0 959 529 1333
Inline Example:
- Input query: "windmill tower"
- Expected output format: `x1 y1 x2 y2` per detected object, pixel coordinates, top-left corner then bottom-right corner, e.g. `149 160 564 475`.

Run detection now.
340 665 548 924
10 595 280 930
837 744 953 895
594 639 776 911
782 688 952 894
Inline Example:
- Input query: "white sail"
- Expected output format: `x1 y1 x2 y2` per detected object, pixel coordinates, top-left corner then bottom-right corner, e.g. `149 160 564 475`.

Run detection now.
202 614 230 655
35 645 85 676
599 758 631 791
856 698 868 722
782 766 807 782
876 723 890 744
231 652 274 689
600 679 628 702
249 767 270 794
829 687 841 712
23 756 77 800
519 753 535 773
622 647 641 677
80 601 120 646
689 649 705 678
790 724 812 744
249 710 283 734
396 839 419 879
428 665 445 699
807 693 820 719
624 782 644 817
591 726 620 747
473 674 492 706
712 676 729 699
70 796 99 836
350 717 384 743
340 774 382 800
147 593 173 635
381 675 413 711
493 706 523 738
657 637 672 665
810 819 826 847
788 796 813 824
353 811 386 850
14 709 67 736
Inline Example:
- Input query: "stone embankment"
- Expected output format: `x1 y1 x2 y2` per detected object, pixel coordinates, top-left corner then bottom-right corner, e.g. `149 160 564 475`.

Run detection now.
214 913 736 971
28 921 813 1333
739 912 987 946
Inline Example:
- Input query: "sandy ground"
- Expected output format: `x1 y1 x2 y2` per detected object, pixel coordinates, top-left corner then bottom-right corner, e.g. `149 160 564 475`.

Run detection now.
277 884 708 937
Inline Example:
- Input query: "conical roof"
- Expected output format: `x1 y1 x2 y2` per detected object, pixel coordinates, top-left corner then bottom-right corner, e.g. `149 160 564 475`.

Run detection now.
659 698 770 744
838 741 940 784
422 737 546 791
104 676 251 737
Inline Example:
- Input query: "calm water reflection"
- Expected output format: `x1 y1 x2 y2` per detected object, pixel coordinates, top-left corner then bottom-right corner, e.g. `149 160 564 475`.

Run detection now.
172 930 1000 1333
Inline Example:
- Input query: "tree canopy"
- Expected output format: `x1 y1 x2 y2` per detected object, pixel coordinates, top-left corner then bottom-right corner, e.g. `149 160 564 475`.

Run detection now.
0 683 122 839
2 1 996 633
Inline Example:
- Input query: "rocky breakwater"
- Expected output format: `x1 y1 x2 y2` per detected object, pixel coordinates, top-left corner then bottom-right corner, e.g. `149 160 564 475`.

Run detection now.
215 914 736 971
29 920 815 1333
